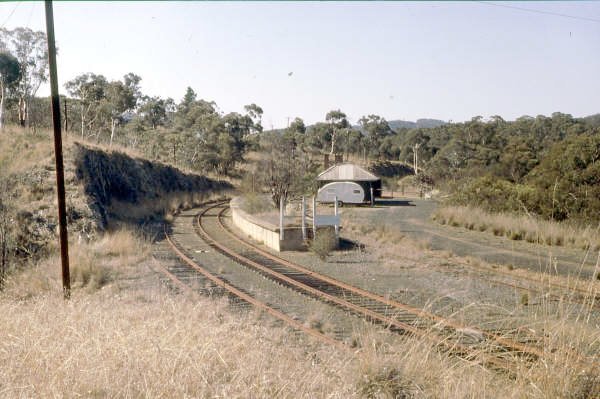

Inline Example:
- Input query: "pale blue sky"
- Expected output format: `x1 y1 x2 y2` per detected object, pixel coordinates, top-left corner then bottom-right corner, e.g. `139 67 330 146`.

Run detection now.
1 1 599 128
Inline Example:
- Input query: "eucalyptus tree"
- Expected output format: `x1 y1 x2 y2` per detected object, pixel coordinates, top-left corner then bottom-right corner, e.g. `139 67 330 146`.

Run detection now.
358 114 392 158
138 96 174 129
0 52 21 130
0 28 48 127
325 109 349 155
243 103 263 134
105 73 142 146
288 117 306 135
65 73 108 138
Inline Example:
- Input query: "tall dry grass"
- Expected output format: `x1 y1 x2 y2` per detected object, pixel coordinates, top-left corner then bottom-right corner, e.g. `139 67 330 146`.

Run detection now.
433 205 600 251
1 228 599 397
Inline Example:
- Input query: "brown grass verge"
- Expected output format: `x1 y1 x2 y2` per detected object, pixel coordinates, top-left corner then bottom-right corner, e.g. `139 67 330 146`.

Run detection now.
433 205 600 251
0 186 598 397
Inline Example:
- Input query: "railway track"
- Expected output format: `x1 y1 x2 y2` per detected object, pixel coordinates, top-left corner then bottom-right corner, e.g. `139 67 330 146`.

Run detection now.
189 201 557 371
454 258 599 310
156 200 597 375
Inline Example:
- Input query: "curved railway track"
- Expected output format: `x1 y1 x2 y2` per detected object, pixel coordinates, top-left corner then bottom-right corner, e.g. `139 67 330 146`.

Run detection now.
157 200 597 374
161 209 347 351
192 201 554 370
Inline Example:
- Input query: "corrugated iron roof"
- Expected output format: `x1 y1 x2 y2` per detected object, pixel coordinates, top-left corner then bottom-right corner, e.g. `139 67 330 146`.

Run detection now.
316 163 380 181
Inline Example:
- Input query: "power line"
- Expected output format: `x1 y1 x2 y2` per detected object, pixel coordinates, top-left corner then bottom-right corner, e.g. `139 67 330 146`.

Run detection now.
0 1 22 30
26 0 36 28
479 2 600 24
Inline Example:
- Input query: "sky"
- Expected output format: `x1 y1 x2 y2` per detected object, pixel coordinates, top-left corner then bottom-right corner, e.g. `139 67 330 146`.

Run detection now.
1 1 599 129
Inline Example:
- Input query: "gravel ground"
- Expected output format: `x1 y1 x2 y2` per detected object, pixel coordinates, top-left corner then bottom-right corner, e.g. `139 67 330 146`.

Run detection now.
347 199 599 279
167 208 383 344
221 201 599 333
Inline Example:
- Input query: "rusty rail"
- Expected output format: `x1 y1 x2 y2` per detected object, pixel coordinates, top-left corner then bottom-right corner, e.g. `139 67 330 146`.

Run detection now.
162 222 348 351
212 204 547 358
195 203 549 371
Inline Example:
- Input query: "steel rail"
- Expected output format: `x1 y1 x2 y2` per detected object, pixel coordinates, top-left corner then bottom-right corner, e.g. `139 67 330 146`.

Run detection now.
195 204 540 370
211 203 546 360
162 223 348 351
150 259 202 300
213 203 599 373
456 259 599 306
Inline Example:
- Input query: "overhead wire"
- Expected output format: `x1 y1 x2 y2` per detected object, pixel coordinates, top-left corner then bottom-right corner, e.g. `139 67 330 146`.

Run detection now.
25 0 36 28
0 1 22 30
479 1 600 24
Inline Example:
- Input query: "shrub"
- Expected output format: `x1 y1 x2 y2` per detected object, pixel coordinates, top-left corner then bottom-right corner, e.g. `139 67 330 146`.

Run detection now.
309 228 337 260
241 193 273 215
357 366 417 399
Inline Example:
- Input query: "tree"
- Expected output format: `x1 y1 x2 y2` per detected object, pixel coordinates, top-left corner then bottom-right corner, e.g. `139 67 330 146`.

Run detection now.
358 114 392 158
257 132 318 207
325 109 349 155
179 87 197 113
138 96 174 129
105 73 141 146
244 103 263 133
0 52 21 130
65 73 108 138
0 28 48 127
288 117 306 135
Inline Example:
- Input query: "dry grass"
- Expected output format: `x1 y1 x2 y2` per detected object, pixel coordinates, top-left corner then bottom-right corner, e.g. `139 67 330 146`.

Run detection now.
1 126 598 397
1 231 599 397
2 228 149 299
433 205 600 251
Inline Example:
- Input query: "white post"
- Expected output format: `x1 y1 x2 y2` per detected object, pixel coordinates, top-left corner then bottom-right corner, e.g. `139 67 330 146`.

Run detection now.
334 195 339 240
301 196 306 240
312 196 316 238
279 196 284 241
370 186 374 206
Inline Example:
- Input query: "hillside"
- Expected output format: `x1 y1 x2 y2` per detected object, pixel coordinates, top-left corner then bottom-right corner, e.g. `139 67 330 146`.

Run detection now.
0 127 231 263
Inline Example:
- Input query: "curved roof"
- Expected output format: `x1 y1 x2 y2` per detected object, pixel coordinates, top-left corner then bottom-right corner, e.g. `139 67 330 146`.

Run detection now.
316 163 380 182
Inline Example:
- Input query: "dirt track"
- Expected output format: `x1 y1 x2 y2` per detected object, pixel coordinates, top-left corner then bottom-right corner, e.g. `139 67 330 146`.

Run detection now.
343 198 599 280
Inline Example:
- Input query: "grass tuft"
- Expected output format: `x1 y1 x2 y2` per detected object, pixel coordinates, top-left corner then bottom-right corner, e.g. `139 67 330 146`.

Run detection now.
433 205 600 251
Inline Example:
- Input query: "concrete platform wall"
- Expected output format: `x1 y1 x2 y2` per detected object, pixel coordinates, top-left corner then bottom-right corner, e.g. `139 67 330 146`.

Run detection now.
230 197 304 252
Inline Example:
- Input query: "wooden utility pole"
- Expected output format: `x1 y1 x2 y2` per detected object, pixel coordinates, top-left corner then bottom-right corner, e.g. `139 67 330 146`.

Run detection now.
45 0 70 299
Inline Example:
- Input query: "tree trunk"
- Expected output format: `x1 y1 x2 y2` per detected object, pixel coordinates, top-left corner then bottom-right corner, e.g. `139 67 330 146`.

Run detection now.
0 84 5 130
329 128 336 155
109 118 117 147
81 108 85 139
63 98 68 133
18 97 26 127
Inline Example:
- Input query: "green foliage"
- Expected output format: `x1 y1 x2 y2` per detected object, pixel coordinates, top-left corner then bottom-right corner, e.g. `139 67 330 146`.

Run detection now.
254 132 319 207
240 194 273 215
0 27 49 127
0 51 21 129
451 176 535 214
309 228 337 261
526 134 600 222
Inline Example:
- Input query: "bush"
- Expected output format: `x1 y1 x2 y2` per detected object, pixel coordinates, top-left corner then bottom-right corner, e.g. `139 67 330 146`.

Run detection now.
309 228 337 260
450 175 534 214
241 194 273 215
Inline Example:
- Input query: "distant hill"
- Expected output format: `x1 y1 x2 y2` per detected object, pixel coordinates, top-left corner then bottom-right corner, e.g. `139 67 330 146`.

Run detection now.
262 118 447 135
388 119 447 130
582 113 600 128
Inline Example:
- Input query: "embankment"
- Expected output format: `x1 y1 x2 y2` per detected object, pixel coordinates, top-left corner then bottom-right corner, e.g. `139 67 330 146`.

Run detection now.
74 143 233 229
